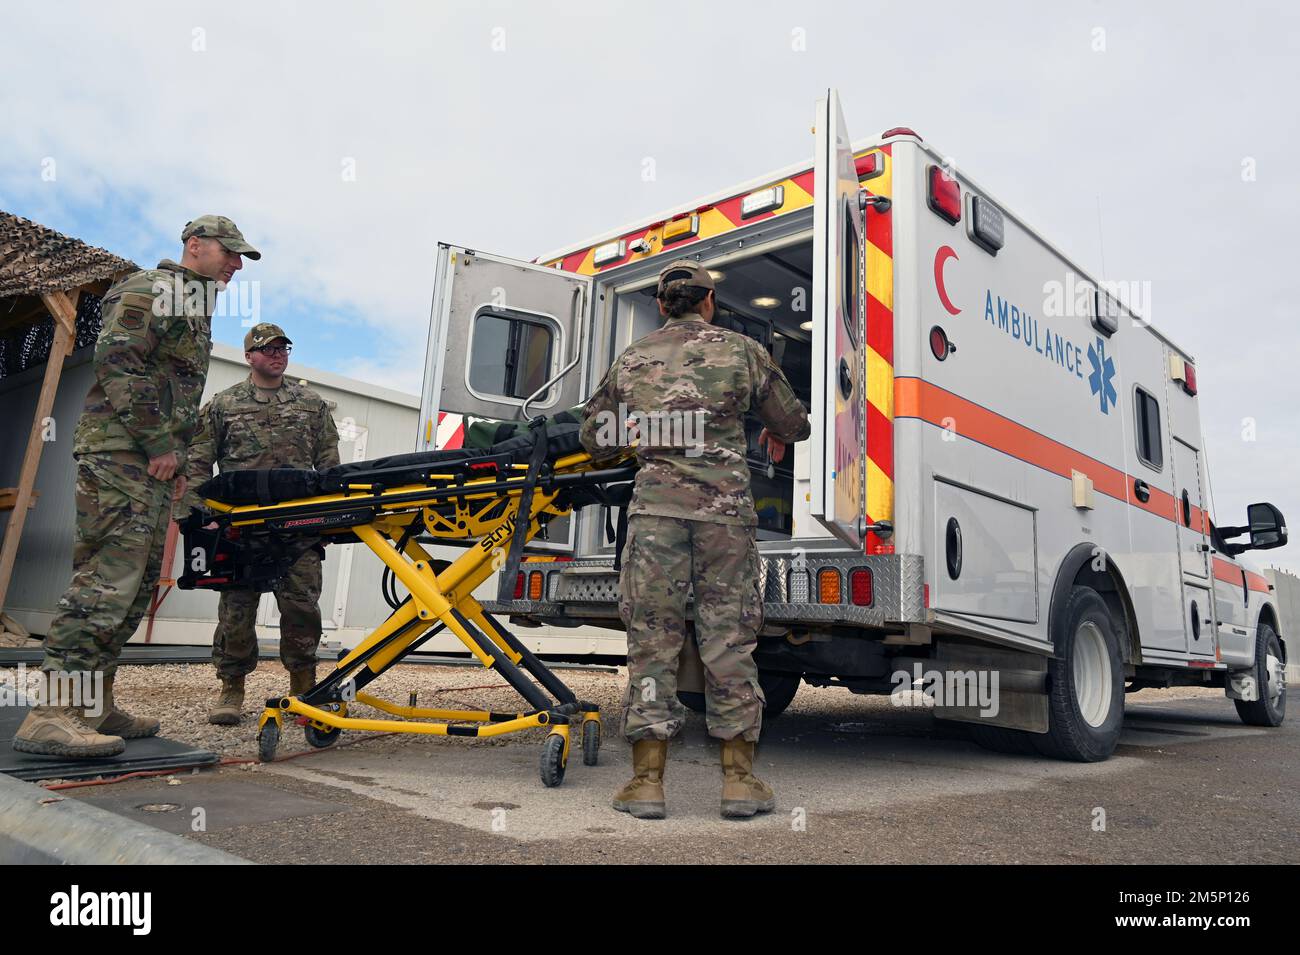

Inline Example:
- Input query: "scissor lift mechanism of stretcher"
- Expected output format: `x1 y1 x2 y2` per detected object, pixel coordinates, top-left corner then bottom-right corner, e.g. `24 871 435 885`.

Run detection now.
180 436 635 787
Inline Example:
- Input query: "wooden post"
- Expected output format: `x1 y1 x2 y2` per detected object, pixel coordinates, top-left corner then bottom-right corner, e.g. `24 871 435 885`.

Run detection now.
0 289 79 612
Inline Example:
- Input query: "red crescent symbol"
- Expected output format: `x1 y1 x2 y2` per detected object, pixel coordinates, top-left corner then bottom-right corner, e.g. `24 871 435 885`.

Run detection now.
934 245 961 315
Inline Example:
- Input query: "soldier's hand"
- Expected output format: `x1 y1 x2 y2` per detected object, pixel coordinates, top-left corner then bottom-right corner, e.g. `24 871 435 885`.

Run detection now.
624 416 640 447
172 475 188 500
148 451 180 481
758 428 787 463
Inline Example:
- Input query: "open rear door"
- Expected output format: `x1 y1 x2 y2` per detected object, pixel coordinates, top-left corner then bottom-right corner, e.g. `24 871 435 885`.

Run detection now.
809 90 868 548
418 245 593 452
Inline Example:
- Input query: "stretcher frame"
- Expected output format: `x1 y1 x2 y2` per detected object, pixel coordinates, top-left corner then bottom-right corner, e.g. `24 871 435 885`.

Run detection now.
189 443 635 787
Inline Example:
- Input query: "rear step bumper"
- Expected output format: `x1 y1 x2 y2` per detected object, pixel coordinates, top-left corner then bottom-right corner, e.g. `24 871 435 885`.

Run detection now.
484 552 927 629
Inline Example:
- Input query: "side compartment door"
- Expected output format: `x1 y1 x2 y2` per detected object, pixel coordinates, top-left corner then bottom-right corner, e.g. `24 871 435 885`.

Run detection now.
1173 437 1215 656
809 89 868 548
418 245 593 452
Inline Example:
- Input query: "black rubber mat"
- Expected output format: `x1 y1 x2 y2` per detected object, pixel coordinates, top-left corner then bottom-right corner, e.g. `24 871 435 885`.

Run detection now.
0 699 219 782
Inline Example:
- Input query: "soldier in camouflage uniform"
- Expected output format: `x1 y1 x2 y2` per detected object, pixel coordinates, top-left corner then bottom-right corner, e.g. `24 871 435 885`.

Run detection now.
14 215 259 758
580 259 810 819
177 323 340 724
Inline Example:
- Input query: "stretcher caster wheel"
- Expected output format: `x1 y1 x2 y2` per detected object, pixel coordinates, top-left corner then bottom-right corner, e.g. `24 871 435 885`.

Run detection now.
257 721 280 763
582 720 600 766
304 723 341 749
540 732 567 788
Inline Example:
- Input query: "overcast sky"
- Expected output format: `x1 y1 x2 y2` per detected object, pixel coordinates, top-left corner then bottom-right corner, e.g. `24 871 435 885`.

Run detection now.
3 0 1298 571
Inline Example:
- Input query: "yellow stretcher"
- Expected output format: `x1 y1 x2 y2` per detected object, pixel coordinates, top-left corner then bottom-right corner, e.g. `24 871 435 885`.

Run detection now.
177 418 635 786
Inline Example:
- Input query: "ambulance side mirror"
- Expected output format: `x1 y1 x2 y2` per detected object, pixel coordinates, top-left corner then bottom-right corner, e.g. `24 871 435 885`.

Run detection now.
1246 502 1287 551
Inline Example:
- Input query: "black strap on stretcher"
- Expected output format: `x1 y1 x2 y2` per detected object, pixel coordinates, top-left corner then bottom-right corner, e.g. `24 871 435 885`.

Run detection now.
495 417 550 603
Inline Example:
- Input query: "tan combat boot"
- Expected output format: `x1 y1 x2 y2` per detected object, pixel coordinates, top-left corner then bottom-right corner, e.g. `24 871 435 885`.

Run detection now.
720 738 775 818
208 675 245 726
289 666 316 698
84 674 160 739
11 674 125 758
612 739 668 819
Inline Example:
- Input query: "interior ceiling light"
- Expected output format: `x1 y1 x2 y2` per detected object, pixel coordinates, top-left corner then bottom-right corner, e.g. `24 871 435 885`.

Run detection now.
799 320 813 331
708 269 725 282
751 296 780 309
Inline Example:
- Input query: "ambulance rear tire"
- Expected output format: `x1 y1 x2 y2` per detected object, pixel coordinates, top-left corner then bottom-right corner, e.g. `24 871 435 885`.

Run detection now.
1034 586 1124 762
1234 624 1286 727
677 670 801 719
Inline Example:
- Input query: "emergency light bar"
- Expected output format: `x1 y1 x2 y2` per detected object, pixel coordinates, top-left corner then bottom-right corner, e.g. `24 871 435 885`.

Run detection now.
1093 287 1121 337
968 194 1004 255
741 185 785 218
927 165 961 224
592 239 626 268
662 214 700 244
1170 355 1198 395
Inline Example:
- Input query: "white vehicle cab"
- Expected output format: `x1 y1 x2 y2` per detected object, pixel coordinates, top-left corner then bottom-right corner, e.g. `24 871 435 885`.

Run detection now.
417 90 1288 761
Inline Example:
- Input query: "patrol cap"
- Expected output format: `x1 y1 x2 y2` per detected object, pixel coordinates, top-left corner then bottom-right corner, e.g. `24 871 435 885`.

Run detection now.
653 259 714 299
244 323 292 351
181 215 262 260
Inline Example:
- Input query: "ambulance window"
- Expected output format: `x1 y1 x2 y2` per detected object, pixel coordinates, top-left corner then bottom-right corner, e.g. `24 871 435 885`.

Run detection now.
469 310 555 402
1135 387 1163 471
842 211 860 348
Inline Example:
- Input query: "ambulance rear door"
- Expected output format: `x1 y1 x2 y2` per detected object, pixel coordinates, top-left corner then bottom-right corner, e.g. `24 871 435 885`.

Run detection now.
809 89 869 548
417 244 594 452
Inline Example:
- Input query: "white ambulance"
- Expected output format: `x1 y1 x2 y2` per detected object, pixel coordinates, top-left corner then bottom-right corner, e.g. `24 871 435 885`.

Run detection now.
417 90 1288 761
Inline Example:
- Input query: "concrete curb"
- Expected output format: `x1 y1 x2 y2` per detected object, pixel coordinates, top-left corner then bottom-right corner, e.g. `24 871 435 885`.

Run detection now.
0 772 252 864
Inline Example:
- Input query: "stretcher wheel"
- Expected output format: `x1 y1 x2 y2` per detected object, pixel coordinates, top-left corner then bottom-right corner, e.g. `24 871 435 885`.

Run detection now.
540 732 567 787
257 721 280 763
304 722 341 749
581 719 600 766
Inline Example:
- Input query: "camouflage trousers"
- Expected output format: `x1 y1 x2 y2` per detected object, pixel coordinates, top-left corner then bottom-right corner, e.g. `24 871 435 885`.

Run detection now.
212 549 323 679
618 514 766 743
42 451 173 675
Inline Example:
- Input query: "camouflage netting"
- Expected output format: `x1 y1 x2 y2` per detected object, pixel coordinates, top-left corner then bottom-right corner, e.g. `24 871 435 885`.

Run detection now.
0 291 106 379
0 210 137 379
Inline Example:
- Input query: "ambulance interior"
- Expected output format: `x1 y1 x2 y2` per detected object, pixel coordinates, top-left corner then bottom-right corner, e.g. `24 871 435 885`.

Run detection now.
611 237 815 542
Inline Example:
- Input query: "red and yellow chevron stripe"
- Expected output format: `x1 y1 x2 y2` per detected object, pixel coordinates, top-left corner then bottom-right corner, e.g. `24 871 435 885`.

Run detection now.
863 145 894 555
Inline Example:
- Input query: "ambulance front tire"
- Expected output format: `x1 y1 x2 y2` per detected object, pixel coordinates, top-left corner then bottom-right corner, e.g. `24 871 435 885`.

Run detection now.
677 670 801 719
1034 585 1124 762
1234 624 1286 727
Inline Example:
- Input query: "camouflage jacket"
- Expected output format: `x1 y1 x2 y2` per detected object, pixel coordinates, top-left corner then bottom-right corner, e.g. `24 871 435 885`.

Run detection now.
75 259 217 461
580 312 810 526
178 376 341 514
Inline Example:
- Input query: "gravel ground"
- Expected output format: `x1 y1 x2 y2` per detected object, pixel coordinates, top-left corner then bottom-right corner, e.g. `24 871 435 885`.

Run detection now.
3 660 627 761
4 658 1229 765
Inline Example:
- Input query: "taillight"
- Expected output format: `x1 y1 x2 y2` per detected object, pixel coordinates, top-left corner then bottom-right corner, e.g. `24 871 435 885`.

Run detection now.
513 573 525 599
928 165 961 224
850 569 873 606
818 568 841 604
528 571 544 600
788 569 810 602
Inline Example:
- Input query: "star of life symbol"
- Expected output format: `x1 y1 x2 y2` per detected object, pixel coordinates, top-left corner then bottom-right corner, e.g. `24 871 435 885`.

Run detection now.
1087 336 1117 414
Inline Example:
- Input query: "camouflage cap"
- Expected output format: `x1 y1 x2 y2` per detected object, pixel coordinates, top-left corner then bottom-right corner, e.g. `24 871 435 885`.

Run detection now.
181 215 261 260
243 322 292 351
654 259 714 298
